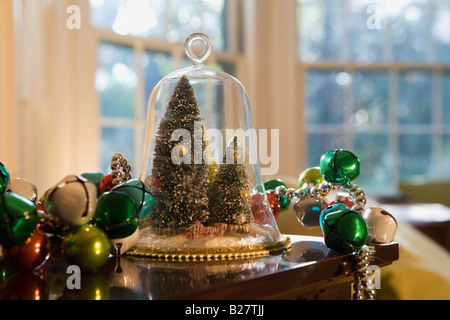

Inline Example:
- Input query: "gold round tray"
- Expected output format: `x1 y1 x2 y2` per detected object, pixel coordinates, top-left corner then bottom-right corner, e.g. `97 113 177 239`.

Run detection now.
125 236 291 261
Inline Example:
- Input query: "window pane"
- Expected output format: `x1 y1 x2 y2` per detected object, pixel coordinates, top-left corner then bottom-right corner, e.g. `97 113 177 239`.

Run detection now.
100 127 135 175
443 73 450 125
97 43 136 118
306 70 348 124
347 1 386 63
168 0 198 43
352 71 389 127
201 0 227 51
354 134 391 188
399 134 432 180
90 0 166 38
306 134 347 168
215 60 236 76
90 0 227 50
143 51 175 115
398 71 432 124
434 2 450 63
391 1 429 62
443 135 450 179
298 0 344 62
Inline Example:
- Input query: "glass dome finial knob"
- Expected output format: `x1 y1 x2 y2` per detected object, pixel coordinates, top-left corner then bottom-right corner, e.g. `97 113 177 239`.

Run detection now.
184 33 212 65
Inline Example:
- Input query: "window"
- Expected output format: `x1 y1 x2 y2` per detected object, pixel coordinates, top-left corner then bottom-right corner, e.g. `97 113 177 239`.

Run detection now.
89 0 240 175
298 0 450 195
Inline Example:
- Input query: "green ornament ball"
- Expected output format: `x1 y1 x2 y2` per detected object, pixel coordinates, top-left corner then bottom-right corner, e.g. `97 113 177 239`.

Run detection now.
0 162 11 193
319 203 367 254
109 179 154 220
319 149 360 185
62 225 110 272
253 179 290 210
298 166 324 188
94 191 139 239
0 192 39 247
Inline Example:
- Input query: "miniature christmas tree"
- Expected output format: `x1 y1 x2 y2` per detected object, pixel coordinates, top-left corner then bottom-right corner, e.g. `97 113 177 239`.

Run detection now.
143 75 211 232
208 135 253 231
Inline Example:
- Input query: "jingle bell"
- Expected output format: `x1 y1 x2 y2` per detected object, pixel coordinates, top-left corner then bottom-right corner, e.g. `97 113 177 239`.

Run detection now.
6 178 38 203
44 175 97 226
364 207 398 245
108 227 139 256
109 179 154 220
0 192 39 247
2 228 50 271
94 191 139 240
294 196 328 229
320 203 367 253
0 162 11 193
254 179 290 209
62 225 110 272
320 149 360 185
250 193 271 224
266 190 281 219
298 166 323 187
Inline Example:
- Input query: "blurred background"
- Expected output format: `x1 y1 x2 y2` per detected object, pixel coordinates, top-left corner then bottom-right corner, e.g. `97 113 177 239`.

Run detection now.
1 0 450 299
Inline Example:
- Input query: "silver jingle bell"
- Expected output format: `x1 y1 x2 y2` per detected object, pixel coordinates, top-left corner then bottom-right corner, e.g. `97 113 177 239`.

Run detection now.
44 175 97 226
294 196 328 229
363 206 398 245
7 178 38 203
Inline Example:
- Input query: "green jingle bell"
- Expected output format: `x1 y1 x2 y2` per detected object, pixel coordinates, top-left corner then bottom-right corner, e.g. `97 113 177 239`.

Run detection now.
319 203 367 254
0 162 10 193
0 192 39 247
319 149 360 185
253 179 290 210
109 179 154 220
94 191 139 239
62 225 110 272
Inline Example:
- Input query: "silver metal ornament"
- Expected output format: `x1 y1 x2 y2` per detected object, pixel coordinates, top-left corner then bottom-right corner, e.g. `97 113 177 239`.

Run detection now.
44 175 97 226
364 206 398 245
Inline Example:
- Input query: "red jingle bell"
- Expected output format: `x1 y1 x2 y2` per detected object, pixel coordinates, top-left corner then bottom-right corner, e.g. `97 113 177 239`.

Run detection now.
250 193 271 225
266 190 281 219
329 193 355 209
99 173 114 195
2 228 51 271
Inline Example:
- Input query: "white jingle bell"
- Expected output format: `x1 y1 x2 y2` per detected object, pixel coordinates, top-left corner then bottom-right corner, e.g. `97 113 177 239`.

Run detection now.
109 228 139 256
44 175 97 226
363 207 398 245
7 178 38 203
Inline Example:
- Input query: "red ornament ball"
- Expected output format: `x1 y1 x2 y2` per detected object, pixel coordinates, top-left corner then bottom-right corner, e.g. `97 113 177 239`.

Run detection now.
266 190 281 219
99 173 114 195
2 228 51 271
250 193 271 225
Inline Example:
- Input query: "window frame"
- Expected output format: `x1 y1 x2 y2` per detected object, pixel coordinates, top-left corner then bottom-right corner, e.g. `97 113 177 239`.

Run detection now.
89 0 245 175
297 0 450 196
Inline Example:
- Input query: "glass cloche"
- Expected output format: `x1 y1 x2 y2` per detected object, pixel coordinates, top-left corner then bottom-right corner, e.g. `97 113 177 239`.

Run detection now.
127 33 289 260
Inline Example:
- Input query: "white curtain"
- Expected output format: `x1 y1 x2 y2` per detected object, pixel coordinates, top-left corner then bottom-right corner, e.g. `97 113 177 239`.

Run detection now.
11 0 99 194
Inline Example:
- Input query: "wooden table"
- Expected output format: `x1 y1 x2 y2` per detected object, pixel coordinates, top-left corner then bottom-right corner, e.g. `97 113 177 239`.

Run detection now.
0 235 398 300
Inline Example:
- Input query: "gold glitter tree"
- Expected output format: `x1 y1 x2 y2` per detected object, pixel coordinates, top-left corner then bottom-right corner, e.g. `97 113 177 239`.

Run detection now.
143 75 211 232
208 135 253 231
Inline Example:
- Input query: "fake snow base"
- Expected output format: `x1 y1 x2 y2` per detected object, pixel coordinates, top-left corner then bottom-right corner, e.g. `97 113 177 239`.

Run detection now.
126 224 289 260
